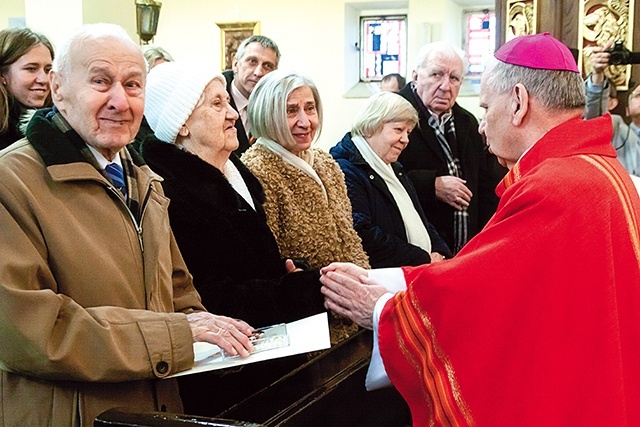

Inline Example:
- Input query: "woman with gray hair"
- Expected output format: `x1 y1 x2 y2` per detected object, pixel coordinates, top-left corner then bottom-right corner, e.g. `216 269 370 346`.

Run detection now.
141 45 174 70
140 62 329 415
140 62 326 328
330 92 451 268
241 70 369 344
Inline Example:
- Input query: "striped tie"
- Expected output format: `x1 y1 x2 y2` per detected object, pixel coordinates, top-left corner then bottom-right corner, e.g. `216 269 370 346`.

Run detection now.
105 163 127 199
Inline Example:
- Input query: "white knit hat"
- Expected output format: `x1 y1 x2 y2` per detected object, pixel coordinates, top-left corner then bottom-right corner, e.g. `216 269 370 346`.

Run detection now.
144 61 219 143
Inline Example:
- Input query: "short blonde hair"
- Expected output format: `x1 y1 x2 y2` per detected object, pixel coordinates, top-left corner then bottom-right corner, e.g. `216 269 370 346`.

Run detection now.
352 92 418 138
248 70 323 150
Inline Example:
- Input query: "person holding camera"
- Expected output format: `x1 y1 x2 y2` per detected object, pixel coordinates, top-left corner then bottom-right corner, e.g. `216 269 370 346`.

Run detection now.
628 85 640 143
585 40 640 176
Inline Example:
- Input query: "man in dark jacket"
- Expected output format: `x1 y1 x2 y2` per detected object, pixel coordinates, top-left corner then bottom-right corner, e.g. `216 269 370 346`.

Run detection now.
223 35 280 155
397 42 506 253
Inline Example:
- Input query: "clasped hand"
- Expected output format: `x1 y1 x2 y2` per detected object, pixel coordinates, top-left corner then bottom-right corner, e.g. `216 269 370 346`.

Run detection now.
435 175 472 211
319 262 387 330
187 312 254 358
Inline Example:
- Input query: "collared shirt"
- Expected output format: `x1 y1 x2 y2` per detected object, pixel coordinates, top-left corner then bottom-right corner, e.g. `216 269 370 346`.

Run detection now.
427 109 453 133
48 106 139 213
87 144 123 170
230 80 250 136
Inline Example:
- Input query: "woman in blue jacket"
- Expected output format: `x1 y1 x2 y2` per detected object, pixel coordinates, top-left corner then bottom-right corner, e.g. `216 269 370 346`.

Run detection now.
331 92 452 267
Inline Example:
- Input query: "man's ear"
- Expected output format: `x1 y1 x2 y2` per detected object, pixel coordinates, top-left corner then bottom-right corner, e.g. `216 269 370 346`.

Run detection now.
511 83 529 126
412 69 418 82
49 71 64 104
231 57 239 74
608 97 619 111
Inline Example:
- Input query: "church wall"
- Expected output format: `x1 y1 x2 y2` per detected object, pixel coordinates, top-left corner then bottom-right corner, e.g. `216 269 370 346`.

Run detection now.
3 0 482 150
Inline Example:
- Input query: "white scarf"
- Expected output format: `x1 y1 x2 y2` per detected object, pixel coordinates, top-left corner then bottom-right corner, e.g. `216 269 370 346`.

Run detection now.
351 134 432 253
255 137 328 202
222 159 255 210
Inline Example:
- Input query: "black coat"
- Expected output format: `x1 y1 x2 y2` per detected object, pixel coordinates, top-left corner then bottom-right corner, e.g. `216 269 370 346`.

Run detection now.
140 137 325 328
0 100 26 150
331 133 452 268
397 84 506 251
223 70 252 156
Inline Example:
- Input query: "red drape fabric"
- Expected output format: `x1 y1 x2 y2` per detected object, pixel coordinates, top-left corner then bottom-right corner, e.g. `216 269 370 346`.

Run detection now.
379 115 640 426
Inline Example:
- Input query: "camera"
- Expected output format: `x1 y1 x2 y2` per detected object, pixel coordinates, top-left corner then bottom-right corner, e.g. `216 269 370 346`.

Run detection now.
605 41 640 65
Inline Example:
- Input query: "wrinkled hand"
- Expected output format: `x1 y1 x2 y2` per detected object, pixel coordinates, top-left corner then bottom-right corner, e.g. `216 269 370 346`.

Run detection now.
187 312 253 358
590 40 615 82
320 267 387 330
320 262 369 282
285 259 303 273
430 252 446 263
435 175 472 210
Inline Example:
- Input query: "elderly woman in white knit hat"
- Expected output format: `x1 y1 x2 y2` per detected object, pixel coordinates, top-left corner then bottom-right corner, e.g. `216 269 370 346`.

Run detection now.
139 62 329 414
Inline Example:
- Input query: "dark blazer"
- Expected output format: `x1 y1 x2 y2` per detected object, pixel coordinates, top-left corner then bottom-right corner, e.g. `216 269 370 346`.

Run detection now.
140 137 325 328
330 132 452 268
397 83 506 251
223 69 252 155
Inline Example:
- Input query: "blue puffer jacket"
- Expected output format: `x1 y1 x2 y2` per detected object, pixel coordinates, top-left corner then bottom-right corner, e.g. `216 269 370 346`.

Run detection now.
330 132 452 268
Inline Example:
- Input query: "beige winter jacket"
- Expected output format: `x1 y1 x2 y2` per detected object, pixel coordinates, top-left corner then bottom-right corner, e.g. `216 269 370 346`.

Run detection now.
0 112 203 426
242 144 369 270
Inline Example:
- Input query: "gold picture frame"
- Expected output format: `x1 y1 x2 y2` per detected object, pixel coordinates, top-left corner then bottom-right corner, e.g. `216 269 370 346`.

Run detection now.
216 21 261 71
506 0 537 42
579 0 634 90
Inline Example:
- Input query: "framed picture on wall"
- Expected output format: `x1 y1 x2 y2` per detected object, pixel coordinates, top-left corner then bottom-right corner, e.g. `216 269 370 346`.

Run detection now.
505 0 537 42
216 21 261 71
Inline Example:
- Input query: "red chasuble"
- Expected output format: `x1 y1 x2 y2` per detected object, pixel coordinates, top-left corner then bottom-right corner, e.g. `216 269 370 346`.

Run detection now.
379 115 640 426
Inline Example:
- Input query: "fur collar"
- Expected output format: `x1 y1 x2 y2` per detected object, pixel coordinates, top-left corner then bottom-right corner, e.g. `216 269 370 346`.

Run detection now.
140 136 266 209
25 108 145 168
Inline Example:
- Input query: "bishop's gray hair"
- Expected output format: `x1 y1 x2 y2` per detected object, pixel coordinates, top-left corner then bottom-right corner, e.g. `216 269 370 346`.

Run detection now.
483 57 586 110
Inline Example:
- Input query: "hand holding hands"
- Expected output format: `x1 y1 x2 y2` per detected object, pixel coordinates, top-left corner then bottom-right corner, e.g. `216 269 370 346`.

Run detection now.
435 176 472 211
187 312 253 358
430 252 446 263
320 262 387 330
285 259 303 273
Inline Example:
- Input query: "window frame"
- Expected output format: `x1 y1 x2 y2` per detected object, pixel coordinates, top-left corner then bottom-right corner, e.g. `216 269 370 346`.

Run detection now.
359 14 408 82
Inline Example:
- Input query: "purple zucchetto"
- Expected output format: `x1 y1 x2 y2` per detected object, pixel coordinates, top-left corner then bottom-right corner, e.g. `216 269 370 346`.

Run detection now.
494 32 579 73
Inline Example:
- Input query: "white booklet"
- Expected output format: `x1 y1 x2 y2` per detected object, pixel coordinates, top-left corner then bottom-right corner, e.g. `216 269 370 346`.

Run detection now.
168 312 330 378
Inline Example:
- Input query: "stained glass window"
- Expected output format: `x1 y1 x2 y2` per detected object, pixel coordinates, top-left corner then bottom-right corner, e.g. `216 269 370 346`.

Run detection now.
465 10 496 75
360 16 407 82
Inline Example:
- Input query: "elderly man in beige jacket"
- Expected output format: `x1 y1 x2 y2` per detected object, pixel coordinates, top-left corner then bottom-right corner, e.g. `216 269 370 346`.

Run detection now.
0 23 254 426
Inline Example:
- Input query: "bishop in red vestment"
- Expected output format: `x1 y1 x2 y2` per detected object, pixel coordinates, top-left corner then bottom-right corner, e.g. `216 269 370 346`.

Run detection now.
321 33 640 426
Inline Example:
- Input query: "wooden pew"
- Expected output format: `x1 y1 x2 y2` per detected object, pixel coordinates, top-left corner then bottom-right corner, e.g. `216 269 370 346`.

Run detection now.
96 328 411 426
